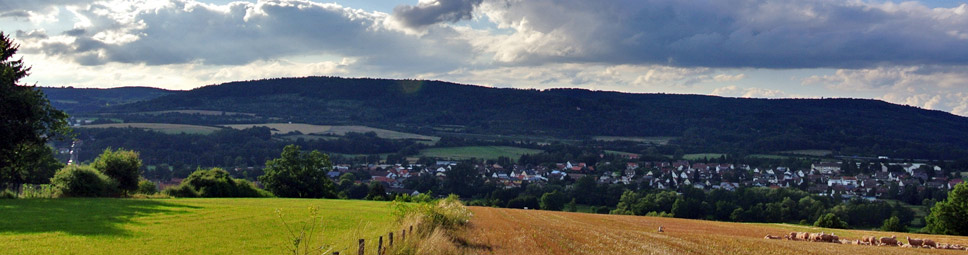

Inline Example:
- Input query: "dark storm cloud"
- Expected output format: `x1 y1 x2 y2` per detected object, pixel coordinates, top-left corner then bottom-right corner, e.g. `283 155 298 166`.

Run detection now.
393 0 483 28
486 0 968 68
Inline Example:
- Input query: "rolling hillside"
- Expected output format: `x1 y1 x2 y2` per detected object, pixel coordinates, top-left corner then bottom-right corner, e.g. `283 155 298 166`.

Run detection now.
41 87 177 114
47 77 968 159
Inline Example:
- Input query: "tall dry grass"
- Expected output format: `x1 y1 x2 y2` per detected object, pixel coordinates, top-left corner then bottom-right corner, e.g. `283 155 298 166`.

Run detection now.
386 194 473 255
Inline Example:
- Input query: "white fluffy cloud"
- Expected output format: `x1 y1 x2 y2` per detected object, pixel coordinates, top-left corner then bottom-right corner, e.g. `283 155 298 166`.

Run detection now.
4 0 968 116
13 0 473 73
712 85 788 98
803 66 968 115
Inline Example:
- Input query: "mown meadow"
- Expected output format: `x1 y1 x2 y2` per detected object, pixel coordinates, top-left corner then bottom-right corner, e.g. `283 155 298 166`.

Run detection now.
0 198 398 254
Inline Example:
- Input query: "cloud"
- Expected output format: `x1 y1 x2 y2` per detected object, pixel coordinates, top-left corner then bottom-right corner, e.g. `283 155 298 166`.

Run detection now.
713 73 746 82
16 0 473 73
712 85 787 98
803 65 968 115
393 0 483 28
1 10 30 18
475 0 968 68
21 53 355 90
15 29 49 40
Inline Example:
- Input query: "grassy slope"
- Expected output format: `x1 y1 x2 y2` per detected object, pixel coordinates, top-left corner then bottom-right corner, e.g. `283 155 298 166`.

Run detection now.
222 123 439 142
460 206 968 255
0 198 397 254
418 146 543 160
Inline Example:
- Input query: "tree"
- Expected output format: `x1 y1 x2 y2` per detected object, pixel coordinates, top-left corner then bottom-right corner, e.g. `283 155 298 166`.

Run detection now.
0 32 70 184
881 215 906 232
540 190 567 211
260 145 336 198
443 163 482 198
814 213 848 229
572 175 597 204
925 182 968 235
365 181 387 201
91 148 142 193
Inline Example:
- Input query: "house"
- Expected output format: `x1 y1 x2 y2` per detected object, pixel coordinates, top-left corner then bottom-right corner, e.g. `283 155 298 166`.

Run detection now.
828 177 858 187
950 179 965 189
812 162 841 174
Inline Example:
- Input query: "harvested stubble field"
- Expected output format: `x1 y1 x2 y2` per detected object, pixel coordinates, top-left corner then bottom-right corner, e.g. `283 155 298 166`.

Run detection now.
80 123 223 135
458 206 968 255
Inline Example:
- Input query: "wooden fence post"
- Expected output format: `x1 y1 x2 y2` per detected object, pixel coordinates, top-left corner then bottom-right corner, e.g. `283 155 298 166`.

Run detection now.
409 225 413 234
402 228 406 241
389 232 394 246
378 236 383 255
358 239 364 255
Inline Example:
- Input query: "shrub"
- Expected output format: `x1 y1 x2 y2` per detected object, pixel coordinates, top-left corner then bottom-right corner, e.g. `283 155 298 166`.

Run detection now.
0 189 16 199
540 190 567 211
506 195 539 209
814 213 849 229
881 215 907 232
392 194 471 231
91 148 142 193
565 198 577 212
50 165 116 197
164 168 270 197
388 195 472 255
136 179 158 195
593 206 611 214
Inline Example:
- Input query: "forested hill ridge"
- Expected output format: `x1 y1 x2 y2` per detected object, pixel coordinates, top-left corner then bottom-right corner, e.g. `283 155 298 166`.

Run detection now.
60 76 968 159
41 86 177 114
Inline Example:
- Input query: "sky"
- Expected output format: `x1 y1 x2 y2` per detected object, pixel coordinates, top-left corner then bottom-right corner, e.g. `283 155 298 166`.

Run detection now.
2 0 968 116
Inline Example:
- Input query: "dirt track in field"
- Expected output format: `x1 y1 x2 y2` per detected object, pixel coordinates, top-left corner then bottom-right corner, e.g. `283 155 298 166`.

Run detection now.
457 206 968 255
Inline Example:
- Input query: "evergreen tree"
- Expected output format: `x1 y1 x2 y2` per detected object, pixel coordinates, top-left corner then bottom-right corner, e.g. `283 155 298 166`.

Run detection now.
0 32 70 184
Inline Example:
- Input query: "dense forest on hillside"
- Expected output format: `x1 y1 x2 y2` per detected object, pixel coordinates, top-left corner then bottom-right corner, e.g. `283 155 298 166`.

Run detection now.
41 87 176 114
45 77 968 159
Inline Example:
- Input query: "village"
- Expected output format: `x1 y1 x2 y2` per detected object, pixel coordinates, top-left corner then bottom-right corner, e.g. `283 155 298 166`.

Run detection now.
237 154 967 203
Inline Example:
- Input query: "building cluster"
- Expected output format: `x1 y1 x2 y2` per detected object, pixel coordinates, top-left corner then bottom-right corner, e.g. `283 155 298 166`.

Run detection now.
329 155 964 200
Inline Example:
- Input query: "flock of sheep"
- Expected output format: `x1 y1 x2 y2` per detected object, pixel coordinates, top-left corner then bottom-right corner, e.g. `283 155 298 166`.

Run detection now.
763 232 968 251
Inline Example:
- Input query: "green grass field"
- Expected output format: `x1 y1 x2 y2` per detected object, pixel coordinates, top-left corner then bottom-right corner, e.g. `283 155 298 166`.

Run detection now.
682 153 726 160
748 154 790 159
223 123 439 144
777 150 833 157
0 198 398 254
419 146 543 160
80 123 223 135
592 136 675 145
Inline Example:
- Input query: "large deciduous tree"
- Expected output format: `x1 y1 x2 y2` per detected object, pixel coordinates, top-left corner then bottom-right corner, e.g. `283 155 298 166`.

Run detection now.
0 32 70 184
925 182 968 235
260 145 336 198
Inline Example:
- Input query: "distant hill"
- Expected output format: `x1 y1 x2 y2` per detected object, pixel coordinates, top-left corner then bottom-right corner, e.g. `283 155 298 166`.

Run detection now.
40 86 177 114
51 77 968 159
